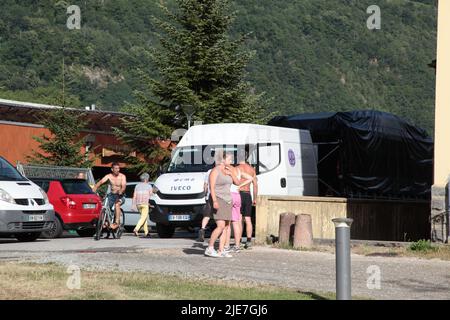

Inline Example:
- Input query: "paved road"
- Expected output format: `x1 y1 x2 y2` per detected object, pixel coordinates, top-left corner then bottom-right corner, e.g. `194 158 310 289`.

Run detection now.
1 233 449 300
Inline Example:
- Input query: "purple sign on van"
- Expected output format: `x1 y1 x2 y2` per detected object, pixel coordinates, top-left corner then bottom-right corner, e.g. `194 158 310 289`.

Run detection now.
288 149 295 167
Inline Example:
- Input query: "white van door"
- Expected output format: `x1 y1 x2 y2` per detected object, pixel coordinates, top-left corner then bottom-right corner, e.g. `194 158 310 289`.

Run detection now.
254 143 287 196
283 142 303 196
284 141 318 196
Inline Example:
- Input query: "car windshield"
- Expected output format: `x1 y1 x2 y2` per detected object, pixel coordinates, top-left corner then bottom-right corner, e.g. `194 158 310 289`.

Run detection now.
167 145 246 173
0 157 27 181
61 179 95 194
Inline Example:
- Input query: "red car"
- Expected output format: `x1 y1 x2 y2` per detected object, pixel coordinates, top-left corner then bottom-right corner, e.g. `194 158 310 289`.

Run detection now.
32 178 102 238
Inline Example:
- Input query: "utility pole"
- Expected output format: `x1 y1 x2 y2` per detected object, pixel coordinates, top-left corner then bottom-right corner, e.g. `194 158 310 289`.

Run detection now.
332 218 353 300
175 104 195 129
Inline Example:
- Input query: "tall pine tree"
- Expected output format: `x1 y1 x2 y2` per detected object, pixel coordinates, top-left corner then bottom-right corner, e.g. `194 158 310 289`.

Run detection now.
149 0 271 123
28 108 93 167
116 0 272 175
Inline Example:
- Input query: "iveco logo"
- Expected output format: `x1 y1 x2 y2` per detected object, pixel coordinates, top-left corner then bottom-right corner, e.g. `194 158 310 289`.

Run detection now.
170 186 191 191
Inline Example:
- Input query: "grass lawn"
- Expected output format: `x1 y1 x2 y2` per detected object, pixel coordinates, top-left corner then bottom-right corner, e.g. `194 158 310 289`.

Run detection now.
0 262 334 300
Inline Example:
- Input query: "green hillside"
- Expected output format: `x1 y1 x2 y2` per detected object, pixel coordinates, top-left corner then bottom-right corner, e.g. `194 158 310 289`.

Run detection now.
0 0 437 133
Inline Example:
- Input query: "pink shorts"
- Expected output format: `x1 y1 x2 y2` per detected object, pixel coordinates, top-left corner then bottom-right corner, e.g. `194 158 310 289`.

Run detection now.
231 192 242 222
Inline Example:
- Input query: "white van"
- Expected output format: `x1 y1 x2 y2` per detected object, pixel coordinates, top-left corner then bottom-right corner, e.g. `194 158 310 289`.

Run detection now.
0 156 55 241
150 123 318 238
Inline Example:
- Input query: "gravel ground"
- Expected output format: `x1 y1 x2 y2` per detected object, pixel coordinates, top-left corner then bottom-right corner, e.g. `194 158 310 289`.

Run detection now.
1 234 449 300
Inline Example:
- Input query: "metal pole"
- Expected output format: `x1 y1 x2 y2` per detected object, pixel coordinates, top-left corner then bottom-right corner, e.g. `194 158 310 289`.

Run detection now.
332 217 353 300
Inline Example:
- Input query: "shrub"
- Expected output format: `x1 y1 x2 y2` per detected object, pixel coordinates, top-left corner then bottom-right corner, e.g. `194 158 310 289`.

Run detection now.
408 239 436 252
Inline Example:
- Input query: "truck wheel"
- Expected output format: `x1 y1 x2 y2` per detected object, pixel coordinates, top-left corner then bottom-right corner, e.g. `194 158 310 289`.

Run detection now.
76 229 96 237
156 224 175 238
16 232 41 242
41 216 64 239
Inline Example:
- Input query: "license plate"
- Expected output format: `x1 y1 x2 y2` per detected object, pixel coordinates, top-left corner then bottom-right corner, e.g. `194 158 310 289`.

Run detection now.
168 214 190 221
83 203 96 209
28 215 44 222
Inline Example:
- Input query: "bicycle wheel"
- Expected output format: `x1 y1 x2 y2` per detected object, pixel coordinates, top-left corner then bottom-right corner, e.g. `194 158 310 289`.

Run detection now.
111 208 124 239
94 207 107 241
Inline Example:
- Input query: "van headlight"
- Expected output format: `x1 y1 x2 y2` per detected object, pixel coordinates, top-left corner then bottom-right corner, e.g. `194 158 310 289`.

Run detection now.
39 188 50 204
152 186 159 194
0 188 15 204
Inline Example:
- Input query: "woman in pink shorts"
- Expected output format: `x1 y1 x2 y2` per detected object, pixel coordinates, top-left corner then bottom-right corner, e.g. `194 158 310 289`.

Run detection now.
224 165 253 253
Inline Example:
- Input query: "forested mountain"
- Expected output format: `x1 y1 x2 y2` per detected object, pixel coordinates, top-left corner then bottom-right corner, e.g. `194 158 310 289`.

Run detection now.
0 0 437 133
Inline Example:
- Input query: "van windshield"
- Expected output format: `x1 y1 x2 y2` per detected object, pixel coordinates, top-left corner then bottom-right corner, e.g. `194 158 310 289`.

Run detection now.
167 146 215 173
167 145 256 173
0 157 27 181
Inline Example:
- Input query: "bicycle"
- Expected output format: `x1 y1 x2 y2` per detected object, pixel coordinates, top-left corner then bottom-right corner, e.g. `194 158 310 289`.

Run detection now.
94 195 125 240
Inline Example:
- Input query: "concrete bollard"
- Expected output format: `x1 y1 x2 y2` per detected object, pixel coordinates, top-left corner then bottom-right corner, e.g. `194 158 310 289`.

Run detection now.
279 212 296 245
332 217 353 300
293 214 313 249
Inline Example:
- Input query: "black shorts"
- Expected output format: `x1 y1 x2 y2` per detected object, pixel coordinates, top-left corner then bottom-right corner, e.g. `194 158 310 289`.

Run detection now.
107 193 125 209
240 191 252 217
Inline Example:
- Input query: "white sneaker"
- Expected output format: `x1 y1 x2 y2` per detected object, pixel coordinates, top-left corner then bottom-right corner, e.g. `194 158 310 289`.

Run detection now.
223 246 231 253
204 247 220 258
219 251 233 258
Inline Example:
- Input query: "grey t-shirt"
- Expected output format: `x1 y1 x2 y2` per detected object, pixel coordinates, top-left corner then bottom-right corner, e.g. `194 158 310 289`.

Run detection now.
134 182 153 205
214 169 232 203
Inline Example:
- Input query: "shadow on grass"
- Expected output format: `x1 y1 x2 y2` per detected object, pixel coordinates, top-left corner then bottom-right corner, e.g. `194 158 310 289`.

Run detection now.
365 252 399 257
298 291 331 300
183 248 206 255
0 238 50 244
183 242 207 255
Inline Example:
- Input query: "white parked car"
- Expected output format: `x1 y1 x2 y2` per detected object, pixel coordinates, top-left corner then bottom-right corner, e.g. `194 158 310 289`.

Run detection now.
123 181 156 233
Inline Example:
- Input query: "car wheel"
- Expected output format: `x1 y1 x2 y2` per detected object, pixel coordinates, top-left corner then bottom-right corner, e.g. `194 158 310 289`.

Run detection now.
76 229 96 237
41 216 64 239
16 232 41 242
156 223 175 238
124 226 135 233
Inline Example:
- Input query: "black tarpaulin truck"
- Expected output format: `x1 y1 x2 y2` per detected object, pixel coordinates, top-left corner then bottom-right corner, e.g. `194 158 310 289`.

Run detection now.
268 110 434 241
268 110 433 200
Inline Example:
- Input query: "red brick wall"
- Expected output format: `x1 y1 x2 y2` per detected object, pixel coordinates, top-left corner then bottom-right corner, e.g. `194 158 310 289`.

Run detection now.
1 123 128 167
0 123 49 165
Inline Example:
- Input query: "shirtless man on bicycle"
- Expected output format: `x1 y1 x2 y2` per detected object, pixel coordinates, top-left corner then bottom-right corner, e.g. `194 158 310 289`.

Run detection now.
93 162 127 230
